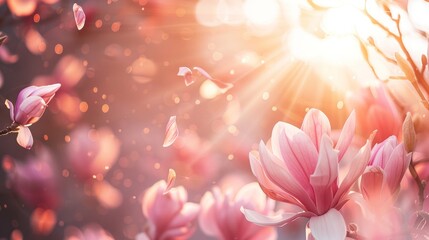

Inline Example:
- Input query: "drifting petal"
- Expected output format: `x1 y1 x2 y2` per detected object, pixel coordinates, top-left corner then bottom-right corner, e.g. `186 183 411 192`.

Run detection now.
310 135 338 214
193 66 233 92
177 67 195 86
17 126 33 149
5 99 14 121
301 109 331 151
163 116 179 147
335 110 355 161
164 168 176 195
73 3 86 30
241 207 313 227
309 208 346 240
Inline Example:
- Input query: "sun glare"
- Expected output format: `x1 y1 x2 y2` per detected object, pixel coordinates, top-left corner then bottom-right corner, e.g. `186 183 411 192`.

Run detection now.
243 0 280 27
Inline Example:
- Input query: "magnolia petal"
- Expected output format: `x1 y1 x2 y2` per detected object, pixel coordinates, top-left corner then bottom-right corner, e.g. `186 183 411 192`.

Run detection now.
301 108 331 151
360 167 388 204
30 83 61 105
310 135 338 214
5 99 14 121
163 116 179 147
17 126 33 149
333 133 373 205
177 67 195 86
309 208 346 240
278 124 318 191
199 191 222 237
335 110 355 161
164 168 176 194
0 46 18 63
193 66 233 92
241 207 313 227
14 95 46 125
73 3 86 30
384 143 410 192
249 152 305 208
259 141 317 212
168 202 200 228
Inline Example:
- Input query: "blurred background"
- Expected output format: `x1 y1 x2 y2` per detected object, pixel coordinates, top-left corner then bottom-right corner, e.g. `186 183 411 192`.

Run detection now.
0 0 424 239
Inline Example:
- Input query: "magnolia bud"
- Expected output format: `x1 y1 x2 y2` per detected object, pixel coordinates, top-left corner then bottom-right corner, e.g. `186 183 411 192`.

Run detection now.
402 112 416 153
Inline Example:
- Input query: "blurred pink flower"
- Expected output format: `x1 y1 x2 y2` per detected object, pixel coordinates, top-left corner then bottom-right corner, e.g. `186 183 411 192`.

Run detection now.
347 84 402 144
67 125 120 180
5 83 61 149
199 182 277 240
5 147 59 209
65 224 114 240
7 0 58 17
242 109 373 240
140 180 200 240
362 136 411 206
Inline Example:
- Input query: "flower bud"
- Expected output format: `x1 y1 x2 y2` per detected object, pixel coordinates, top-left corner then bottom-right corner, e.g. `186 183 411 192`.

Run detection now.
402 112 416 153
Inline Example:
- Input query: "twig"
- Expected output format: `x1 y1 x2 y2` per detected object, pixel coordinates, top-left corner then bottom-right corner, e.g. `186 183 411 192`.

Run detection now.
409 153 426 210
0 122 18 136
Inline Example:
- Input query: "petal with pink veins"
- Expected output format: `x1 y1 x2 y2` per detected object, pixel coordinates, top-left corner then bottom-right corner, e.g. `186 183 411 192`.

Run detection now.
17 126 33 149
309 208 346 240
335 110 355 161
259 141 317 212
241 207 313 227
163 116 179 147
310 135 338 214
73 3 86 30
383 143 410 192
301 108 331 151
164 168 176 194
333 133 373 205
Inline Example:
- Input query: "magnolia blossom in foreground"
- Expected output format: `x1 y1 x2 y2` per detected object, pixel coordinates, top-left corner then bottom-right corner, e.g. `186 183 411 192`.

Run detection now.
199 182 277 240
242 109 373 240
5 83 61 149
138 179 200 240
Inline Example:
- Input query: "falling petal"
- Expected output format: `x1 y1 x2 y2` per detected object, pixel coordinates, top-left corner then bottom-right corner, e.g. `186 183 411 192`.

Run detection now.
164 168 176 194
193 66 233 92
73 3 86 30
163 116 179 147
177 67 195 86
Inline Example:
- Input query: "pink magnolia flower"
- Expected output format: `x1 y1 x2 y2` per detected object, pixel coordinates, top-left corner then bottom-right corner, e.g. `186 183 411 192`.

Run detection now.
199 182 277 240
242 108 373 240
139 180 200 240
5 83 61 149
5 147 59 209
66 125 120 181
347 83 401 144
65 224 114 240
362 136 411 206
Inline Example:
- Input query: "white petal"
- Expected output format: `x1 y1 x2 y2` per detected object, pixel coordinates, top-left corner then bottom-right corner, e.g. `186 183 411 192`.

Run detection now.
309 209 346 240
164 168 176 194
17 126 33 149
73 3 86 30
163 116 179 147
241 207 312 227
